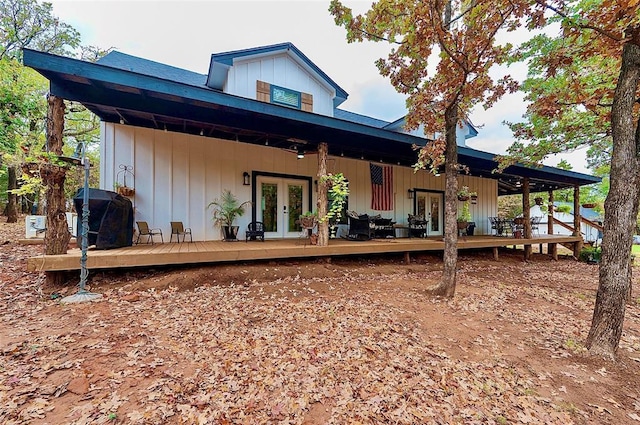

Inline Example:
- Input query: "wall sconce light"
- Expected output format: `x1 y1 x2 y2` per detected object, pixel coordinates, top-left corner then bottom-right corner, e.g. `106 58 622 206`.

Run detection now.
243 172 250 186
297 149 305 159
408 189 414 199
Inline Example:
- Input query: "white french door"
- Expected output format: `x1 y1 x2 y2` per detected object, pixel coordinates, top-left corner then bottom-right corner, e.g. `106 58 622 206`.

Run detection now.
416 192 444 237
257 177 310 238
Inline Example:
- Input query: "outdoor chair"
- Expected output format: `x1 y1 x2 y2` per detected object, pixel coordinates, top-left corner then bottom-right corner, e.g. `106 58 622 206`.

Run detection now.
408 214 428 238
489 217 500 236
246 221 265 242
170 221 192 243
531 216 541 236
373 217 395 238
346 211 373 241
136 221 163 244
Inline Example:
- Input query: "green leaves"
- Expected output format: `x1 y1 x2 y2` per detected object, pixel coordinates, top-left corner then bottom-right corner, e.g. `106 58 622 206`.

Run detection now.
0 0 80 60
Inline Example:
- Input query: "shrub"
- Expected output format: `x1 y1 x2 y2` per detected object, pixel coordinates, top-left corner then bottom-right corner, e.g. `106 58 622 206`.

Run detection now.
579 246 601 263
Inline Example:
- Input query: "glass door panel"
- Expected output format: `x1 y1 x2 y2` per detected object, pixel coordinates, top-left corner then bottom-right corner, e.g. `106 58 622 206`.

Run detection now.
257 177 310 238
287 183 303 234
261 182 278 234
430 195 441 234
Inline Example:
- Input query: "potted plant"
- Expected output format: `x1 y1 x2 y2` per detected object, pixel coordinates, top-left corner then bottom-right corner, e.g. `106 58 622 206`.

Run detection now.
207 189 251 241
457 186 477 202
299 211 318 229
457 198 472 230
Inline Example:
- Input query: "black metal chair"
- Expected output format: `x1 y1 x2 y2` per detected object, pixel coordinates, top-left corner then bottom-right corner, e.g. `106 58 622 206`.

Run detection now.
373 218 395 238
408 214 428 238
347 214 373 240
531 216 541 236
136 221 163 244
246 221 265 242
170 221 192 243
489 217 500 236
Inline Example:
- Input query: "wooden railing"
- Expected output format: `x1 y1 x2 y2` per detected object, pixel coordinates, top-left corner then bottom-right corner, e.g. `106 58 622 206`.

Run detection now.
549 215 603 236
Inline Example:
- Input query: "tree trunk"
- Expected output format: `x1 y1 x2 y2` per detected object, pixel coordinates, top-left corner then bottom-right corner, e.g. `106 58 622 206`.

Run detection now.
586 36 640 359
317 142 329 246
42 95 70 256
429 102 458 297
6 166 18 223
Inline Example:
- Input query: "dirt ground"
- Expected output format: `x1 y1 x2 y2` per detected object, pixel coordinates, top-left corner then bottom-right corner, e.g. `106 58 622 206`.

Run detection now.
2 219 640 424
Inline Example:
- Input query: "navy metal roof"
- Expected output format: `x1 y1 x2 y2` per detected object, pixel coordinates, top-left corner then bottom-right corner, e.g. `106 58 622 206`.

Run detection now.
333 108 389 128
23 48 600 195
98 51 208 88
206 42 349 108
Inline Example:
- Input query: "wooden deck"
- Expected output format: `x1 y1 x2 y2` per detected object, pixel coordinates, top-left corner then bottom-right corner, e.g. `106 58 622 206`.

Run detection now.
26 234 582 272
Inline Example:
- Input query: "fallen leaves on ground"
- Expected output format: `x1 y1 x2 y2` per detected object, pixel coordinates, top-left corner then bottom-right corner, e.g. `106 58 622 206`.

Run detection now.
1 219 640 424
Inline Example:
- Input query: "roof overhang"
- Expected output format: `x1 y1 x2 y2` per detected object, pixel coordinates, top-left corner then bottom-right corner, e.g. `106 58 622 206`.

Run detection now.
23 48 600 195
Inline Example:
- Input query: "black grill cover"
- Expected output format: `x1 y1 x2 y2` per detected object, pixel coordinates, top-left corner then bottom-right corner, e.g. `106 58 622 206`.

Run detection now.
73 188 134 249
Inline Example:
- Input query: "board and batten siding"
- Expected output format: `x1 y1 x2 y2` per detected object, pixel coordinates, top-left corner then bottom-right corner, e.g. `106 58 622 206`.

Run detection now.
225 53 334 116
100 123 498 241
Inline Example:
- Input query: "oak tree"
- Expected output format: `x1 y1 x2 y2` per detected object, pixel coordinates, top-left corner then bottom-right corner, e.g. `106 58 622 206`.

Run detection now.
505 0 639 359
330 0 526 296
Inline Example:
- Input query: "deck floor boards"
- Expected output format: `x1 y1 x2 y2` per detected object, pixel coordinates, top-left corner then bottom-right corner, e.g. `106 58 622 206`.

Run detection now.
26 235 581 272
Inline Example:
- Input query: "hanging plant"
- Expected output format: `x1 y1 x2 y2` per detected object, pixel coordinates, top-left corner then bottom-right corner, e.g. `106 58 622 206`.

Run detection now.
457 185 477 202
319 173 349 223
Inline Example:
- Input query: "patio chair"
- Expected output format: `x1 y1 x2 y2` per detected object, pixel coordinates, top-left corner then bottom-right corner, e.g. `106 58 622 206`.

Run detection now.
136 221 163 244
408 214 428 238
531 216 541 236
246 221 265 242
489 217 500 236
373 217 395 238
170 221 192 243
346 212 373 241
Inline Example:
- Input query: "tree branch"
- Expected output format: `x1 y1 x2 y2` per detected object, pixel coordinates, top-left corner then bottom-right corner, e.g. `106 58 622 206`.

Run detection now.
534 0 622 42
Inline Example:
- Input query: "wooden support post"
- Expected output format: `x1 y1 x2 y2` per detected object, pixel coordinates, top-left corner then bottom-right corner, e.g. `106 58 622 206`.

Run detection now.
523 177 532 260
404 251 411 265
316 142 329 247
573 185 583 258
493 247 499 261
550 243 558 261
548 190 554 236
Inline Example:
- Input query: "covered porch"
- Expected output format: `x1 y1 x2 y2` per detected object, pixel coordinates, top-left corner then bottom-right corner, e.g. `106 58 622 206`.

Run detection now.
27 234 581 272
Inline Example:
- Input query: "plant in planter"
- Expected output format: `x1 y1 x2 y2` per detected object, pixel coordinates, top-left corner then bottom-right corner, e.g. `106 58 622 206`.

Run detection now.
457 185 477 202
320 172 349 239
457 198 472 230
299 211 318 229
207 189 251 241
298 211 318 244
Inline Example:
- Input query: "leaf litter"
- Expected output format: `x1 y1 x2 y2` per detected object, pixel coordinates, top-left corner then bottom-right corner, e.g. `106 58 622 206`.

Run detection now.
1 220 640 424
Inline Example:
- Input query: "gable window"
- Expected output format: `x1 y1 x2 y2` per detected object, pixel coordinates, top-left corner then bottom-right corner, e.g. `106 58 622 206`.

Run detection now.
270 84 301 109
257 80 313 112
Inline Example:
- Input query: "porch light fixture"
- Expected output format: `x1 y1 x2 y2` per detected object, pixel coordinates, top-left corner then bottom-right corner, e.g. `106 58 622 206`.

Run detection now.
408 189 414 199
243 172 251 186
297 149 305 159
60 142 102 304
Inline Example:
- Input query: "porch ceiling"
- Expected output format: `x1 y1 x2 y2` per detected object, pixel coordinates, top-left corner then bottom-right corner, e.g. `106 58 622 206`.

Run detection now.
23 49 600 195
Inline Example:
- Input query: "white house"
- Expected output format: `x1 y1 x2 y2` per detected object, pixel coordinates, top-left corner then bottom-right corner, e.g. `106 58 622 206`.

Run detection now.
23 42 600 242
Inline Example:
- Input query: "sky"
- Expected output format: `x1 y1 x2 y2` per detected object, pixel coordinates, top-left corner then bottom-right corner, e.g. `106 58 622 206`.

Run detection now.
47 0 590 174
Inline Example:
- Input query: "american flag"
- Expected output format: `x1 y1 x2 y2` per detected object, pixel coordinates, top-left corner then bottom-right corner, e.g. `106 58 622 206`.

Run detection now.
370 163 394 210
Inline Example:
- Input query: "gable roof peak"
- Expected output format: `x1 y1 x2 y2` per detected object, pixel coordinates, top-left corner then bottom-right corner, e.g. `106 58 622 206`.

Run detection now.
206 42 348 107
